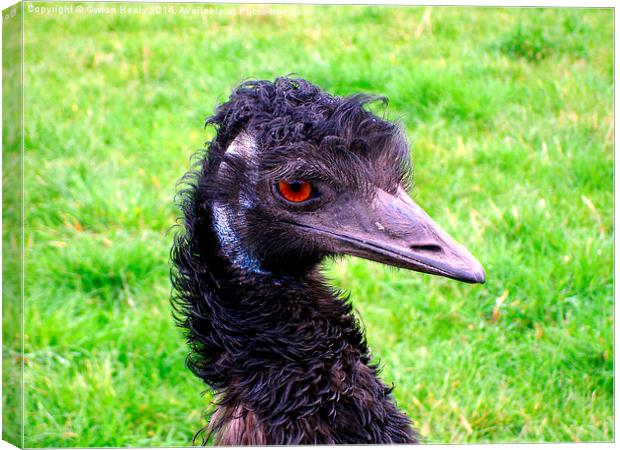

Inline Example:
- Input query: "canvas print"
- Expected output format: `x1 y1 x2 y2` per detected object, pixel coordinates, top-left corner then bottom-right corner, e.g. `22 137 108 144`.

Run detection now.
2 1 613 447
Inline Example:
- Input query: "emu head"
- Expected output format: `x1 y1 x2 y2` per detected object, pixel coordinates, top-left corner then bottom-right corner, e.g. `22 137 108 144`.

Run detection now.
203 78 485 283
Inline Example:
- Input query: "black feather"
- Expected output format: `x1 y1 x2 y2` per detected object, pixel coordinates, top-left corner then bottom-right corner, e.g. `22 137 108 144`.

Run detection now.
171 77 417 445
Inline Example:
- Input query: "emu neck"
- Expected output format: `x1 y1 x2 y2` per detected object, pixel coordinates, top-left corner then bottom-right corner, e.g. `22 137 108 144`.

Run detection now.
182 206 415 444
205 243 366 367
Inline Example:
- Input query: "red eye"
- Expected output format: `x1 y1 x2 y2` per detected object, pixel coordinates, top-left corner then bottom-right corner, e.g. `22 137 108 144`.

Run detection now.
277 180 313 203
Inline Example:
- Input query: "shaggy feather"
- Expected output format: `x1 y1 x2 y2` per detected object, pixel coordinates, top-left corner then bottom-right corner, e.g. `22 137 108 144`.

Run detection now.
171 77 417 445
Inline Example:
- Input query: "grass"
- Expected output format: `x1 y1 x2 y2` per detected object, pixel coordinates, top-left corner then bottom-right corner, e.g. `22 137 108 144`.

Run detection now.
3 2 613 447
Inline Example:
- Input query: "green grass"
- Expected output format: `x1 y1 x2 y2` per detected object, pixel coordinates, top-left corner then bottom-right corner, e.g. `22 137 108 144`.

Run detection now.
10 2 613 446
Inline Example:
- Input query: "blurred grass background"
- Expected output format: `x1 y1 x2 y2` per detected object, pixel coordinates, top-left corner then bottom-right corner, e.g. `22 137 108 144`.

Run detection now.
10 2 613 446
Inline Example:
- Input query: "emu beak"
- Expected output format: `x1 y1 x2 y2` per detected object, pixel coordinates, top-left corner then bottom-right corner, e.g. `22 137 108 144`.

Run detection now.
300 187 486 283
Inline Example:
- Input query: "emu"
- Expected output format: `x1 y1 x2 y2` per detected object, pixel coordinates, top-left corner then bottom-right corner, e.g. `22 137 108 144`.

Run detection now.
171 77 485 445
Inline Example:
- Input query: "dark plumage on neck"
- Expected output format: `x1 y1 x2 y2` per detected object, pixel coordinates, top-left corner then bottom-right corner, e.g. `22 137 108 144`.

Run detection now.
171 177 416 445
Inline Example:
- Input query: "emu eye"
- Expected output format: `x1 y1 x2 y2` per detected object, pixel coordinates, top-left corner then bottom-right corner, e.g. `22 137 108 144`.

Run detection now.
276 179 314 203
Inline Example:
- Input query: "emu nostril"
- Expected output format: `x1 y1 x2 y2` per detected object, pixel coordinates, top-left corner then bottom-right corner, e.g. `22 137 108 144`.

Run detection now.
409 244 443 253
